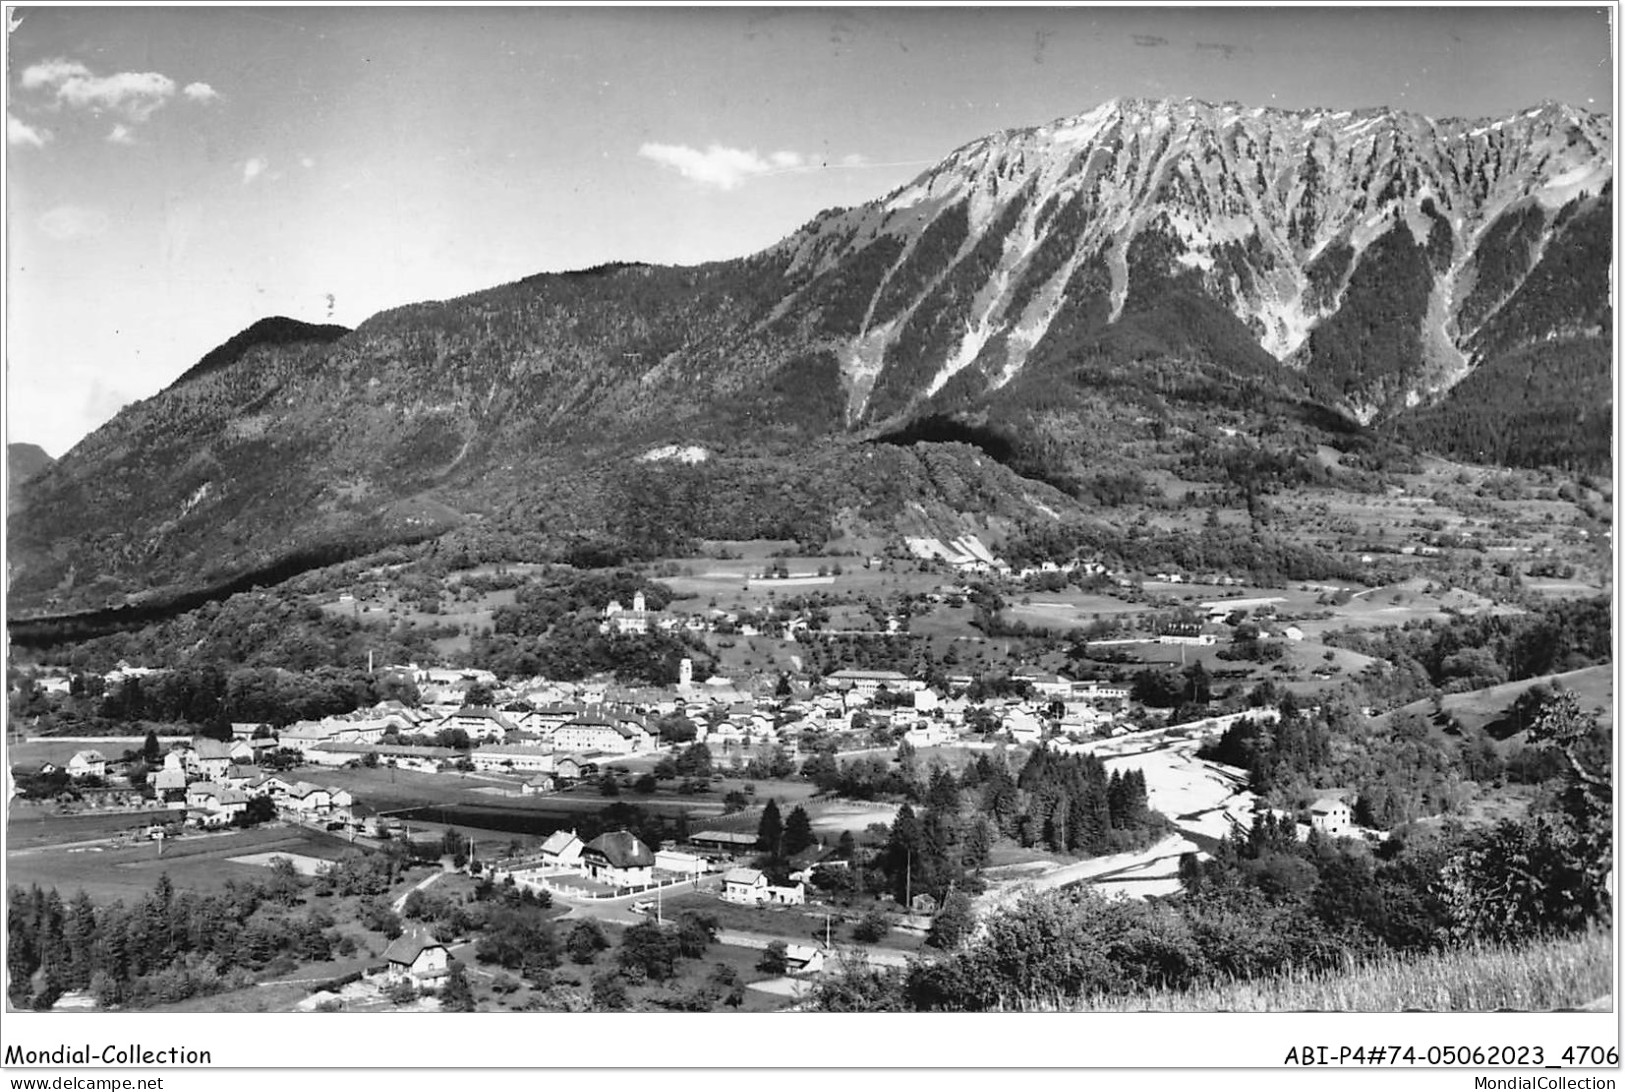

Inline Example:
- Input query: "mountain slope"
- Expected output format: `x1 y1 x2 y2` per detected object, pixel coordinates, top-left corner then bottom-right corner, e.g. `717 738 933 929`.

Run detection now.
9 98 1611 613
7 443 55 503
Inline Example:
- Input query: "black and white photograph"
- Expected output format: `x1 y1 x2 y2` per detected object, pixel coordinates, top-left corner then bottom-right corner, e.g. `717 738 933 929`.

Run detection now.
2 3 1616 1078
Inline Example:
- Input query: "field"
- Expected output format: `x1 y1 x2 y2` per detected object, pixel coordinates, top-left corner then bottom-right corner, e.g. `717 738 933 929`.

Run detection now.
1374 664 1615 737
8 737 155 767
654 543 943 615
5 821 357 902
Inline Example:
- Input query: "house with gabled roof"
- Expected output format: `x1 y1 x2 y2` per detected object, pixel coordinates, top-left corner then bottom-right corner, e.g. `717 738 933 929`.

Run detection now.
538 829 584 869
66 750 106 779
186 738 235 779
382 927 450 983
284 782 333 815
152 766 187 794
722 867 768 904
580 830 654 887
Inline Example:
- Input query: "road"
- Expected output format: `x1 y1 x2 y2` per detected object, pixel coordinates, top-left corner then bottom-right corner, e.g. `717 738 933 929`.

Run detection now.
392 869 447 913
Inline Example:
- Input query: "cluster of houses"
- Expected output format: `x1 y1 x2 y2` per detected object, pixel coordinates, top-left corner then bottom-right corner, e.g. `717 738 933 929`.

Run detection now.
34 731 368 831
159 731 364 829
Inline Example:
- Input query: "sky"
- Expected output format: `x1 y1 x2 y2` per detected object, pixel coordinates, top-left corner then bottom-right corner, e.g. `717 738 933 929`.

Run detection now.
4 5 1614 457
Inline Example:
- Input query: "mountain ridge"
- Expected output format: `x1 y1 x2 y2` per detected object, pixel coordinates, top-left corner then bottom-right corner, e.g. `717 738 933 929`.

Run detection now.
9 97 1611 615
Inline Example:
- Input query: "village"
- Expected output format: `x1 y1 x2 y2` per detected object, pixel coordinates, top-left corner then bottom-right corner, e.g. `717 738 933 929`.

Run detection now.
8 510 1609 1014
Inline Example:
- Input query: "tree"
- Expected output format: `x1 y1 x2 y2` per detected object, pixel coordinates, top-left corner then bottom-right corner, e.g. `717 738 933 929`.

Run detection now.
757 940 789 974
927 890 975 950
756 800 784 857
675 742 713 778
783 805 815 857
142 731 162 764
618 921 681 981
675 911 718 959
707 962 745 1009
591 970 629 1011
233 796 277 828
852 906 890 943
464 683 495 707
566 919 609 965
439 961 476 1011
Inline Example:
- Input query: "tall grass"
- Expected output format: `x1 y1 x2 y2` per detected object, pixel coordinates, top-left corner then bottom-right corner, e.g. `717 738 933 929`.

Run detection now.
1015 927 1613 1012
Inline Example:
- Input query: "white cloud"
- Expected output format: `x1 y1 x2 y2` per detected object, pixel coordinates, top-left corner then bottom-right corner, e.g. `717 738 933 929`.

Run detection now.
39 205 110 241
242 157 268 183
23 58 177 122
21 58 217 125
20 58 92 90
841 153 870 168
300 156 315 169
638 142 811 190
7 112 51 147
107 124 135 145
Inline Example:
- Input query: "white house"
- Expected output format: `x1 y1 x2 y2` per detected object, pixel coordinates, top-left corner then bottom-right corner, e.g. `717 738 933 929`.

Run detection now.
284 782 333 816
186 739 235 780
720 868 804 906
1309 796 1353 836
538 829 584 870
580 831 654 887
66 750 107 779
152 767 187 793
721 867 769 904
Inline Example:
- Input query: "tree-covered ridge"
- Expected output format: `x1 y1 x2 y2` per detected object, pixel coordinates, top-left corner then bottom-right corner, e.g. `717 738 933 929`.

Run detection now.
1464 186 1611 366
1302 221 1436 412
168 316 351 389
1388 337 1612 472
1455 202 1546 335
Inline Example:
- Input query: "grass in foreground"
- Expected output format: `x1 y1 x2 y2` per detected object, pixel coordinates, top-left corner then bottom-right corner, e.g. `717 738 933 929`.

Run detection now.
1019 927 1613 1012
